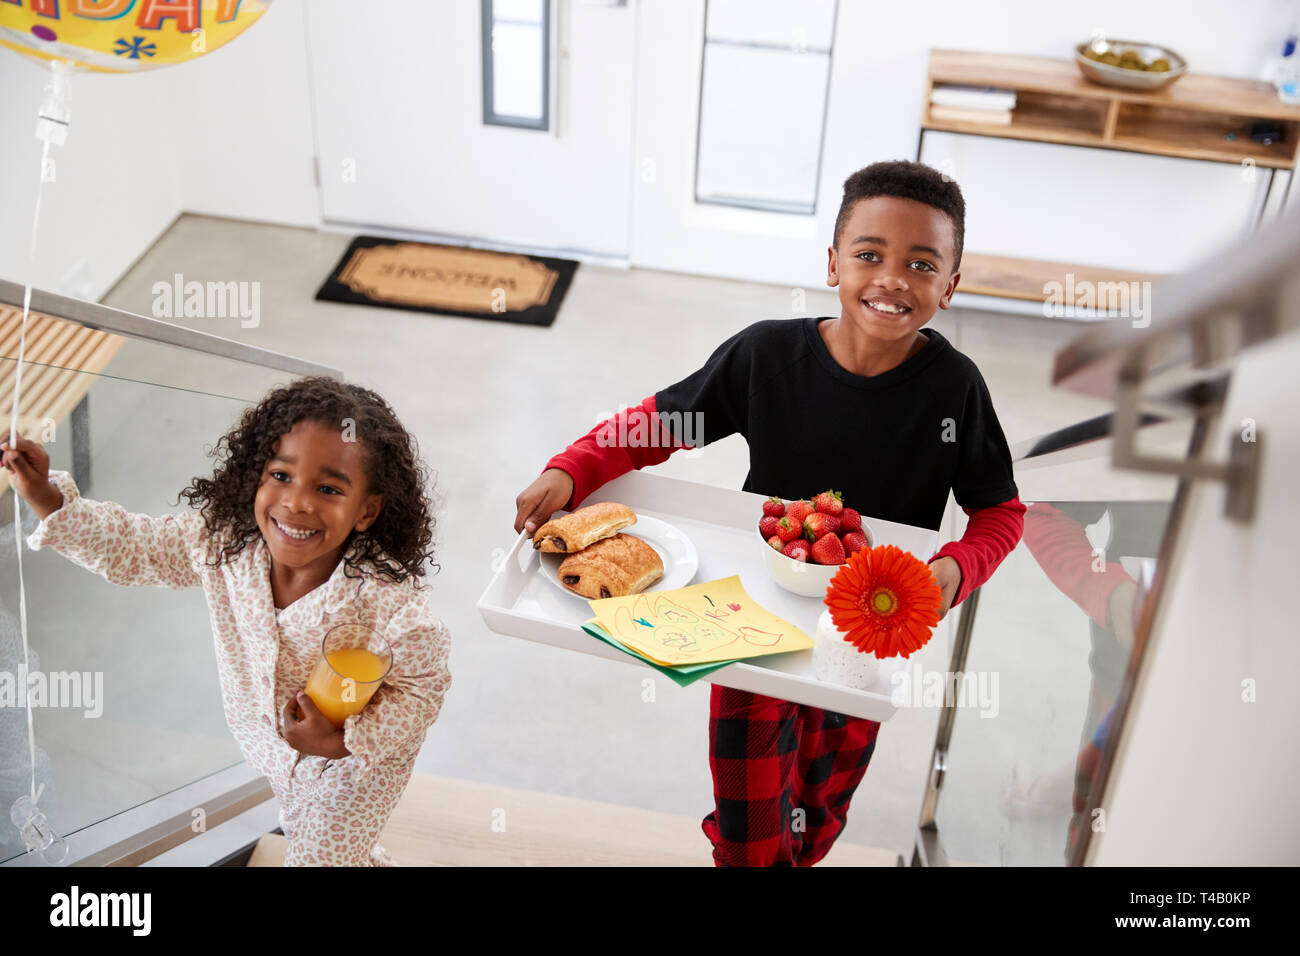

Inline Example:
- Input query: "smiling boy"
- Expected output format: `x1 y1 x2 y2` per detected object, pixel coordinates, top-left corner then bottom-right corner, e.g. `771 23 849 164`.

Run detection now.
514 160 1026 866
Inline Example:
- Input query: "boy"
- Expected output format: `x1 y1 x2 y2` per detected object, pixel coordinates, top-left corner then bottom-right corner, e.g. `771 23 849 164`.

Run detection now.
513 160 1025 866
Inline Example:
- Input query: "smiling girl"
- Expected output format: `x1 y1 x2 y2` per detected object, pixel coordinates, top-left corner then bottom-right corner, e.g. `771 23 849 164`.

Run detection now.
2 377 450 866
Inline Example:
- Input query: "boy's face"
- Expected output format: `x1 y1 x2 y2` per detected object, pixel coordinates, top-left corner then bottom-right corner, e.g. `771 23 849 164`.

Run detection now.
826 195 960 345
254 419 385 575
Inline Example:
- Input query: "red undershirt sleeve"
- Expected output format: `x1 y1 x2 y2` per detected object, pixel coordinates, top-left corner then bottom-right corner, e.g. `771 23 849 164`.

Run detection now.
541 394 686 511
1017 502 1134 628
927 495 1027 609
542 404 1036 616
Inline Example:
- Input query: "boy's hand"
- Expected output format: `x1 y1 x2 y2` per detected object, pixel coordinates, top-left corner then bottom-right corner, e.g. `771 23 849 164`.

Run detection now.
929 556 962 620
513 467 574 535
1105 579 1138 650
0 432 64 520
281 692 350 759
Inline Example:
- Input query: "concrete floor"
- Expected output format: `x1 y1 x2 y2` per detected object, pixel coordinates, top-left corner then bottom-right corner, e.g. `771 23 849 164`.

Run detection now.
1 214 1185 865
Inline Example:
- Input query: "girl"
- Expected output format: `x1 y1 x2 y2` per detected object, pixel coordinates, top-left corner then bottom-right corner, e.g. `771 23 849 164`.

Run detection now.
2 376 450 866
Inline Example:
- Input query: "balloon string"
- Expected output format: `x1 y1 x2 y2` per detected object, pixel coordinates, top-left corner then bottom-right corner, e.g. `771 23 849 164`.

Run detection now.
12 137 52 807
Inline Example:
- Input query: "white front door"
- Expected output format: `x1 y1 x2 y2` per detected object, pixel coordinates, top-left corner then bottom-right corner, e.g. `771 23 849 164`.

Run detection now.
305 0 637 259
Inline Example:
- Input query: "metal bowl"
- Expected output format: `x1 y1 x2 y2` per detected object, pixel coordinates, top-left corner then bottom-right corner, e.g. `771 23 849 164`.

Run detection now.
1074 38 1187 91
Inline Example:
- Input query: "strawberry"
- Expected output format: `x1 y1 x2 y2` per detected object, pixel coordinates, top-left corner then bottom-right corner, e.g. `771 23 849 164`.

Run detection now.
810 532 846 565
813 489 843 515
759 515 782 539
786 499 814 525
775 516 801 543
841 531 870 556
782 539 810 562
767 535 785 551
802 512 839 541
762 496 786 519
838 507 862 533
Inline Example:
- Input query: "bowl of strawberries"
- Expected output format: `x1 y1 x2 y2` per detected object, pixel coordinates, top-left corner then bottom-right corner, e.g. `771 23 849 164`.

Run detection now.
757 491 874 597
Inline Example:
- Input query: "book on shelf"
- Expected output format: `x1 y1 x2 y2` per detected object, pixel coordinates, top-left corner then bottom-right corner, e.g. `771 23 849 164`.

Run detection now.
928 104 1013 125
929 83 1017 111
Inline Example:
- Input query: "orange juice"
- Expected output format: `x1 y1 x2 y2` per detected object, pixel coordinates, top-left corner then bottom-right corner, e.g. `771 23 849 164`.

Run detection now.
305 647 388 728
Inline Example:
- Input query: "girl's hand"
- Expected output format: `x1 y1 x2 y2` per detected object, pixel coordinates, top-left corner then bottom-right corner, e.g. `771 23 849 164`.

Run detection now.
0 432 63 520
1105 579 1139 650
281 692 350 759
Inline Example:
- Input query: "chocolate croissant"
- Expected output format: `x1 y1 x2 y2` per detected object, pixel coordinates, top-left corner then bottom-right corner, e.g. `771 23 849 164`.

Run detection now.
533 502 636 553
557 534 664 599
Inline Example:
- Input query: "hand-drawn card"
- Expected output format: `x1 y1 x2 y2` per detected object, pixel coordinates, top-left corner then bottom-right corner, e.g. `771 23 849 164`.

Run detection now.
587 575 813 666
580 622 734 687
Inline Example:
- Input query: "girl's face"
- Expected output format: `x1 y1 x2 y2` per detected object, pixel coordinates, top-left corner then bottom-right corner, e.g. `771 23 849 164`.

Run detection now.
253 419 384 575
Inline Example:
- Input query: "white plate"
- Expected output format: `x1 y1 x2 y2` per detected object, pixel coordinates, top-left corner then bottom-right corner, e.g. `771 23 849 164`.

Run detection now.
537 514 699 600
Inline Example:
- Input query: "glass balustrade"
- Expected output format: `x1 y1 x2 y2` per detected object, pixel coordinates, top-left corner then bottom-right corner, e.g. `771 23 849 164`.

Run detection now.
0 308 333 864
923 418 1193 866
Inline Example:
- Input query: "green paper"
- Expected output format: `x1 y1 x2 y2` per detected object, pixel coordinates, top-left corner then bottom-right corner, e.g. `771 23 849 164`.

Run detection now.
581 622 735 687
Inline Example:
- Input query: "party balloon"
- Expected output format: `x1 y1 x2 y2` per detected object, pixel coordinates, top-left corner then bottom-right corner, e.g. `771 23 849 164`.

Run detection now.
0 0 273 74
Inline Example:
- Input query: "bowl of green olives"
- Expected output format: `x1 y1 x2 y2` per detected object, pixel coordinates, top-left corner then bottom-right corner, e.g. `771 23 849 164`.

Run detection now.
1075 38 1187 91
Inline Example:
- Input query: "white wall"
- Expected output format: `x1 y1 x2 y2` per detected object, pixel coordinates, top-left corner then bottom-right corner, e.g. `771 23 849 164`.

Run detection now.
0 56 182 301
631 0 1298 288
1089 320 1300 865
169 0 318 228
3 0 1294 299
0 0 315 303
919 133 1269 275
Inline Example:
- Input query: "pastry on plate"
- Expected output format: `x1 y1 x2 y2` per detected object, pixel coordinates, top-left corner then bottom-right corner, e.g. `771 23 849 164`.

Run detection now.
533 502 636 553
557 533 664 599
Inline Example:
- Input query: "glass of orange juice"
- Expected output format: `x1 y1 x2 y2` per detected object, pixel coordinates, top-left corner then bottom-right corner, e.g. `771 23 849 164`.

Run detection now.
304 623 394 728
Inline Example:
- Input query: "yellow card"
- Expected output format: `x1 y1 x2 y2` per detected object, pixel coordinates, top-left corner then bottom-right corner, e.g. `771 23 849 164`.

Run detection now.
587 575 813 666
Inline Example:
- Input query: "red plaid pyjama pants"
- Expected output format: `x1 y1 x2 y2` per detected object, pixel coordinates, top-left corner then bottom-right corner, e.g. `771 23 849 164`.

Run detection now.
701 684 881 866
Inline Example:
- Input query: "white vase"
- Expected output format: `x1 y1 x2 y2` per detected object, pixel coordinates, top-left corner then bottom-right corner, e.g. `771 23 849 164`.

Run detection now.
811 609 882 690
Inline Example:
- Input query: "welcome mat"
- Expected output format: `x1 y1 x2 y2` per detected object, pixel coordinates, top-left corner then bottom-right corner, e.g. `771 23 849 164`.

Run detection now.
315 236 578 327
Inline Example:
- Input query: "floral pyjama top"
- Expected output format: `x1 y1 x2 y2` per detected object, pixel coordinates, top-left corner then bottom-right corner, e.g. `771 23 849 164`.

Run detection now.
26 471 452 866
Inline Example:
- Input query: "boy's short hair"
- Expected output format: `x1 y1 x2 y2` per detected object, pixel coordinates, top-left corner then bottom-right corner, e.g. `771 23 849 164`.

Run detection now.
833 160 965 273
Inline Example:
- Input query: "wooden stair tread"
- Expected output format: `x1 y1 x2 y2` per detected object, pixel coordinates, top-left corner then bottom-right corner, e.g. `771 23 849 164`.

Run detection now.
956 252 1164 303
0 306 124 494
245 773 902 867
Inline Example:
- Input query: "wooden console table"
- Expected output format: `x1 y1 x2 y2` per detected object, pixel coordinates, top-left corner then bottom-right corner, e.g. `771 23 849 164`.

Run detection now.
918 49 1300 304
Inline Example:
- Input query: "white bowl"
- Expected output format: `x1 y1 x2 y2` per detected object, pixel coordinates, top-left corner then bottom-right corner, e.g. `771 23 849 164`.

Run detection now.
758 520 874 597
759 536 840 597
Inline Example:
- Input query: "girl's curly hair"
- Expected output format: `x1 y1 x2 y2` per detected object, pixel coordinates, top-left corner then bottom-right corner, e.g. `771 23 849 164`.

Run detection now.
178 376 437 585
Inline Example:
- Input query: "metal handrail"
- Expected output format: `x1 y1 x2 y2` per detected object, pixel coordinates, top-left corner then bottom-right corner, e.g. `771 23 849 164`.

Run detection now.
1010 410 1168 464
0 280 341 379
1052 201 1300 401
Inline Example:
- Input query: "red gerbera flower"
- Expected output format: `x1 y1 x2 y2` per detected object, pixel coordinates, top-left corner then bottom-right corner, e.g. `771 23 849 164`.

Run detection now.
823 544 942 659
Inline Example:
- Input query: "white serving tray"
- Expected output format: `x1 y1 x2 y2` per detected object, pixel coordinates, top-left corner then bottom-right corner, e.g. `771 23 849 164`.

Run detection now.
476 471 940 722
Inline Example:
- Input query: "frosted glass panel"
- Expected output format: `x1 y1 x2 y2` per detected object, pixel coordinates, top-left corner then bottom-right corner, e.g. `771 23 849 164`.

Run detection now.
696 43 831 213
492 22 545 120
484 0 548 128
494 0 543 21
0 342 274 864
706 0 836 49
